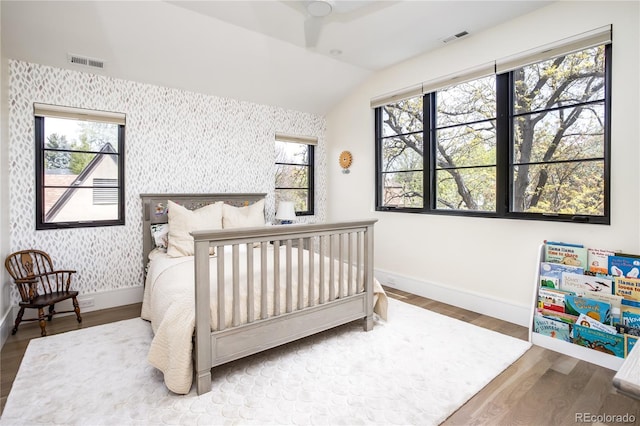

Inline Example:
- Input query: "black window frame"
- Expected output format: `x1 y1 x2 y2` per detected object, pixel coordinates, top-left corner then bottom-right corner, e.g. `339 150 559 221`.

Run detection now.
275 142 315 216
375 43 611 224
35 115 126 230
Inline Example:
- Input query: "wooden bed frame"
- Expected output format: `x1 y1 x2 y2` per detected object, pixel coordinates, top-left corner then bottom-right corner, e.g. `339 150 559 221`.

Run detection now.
140 193 378 395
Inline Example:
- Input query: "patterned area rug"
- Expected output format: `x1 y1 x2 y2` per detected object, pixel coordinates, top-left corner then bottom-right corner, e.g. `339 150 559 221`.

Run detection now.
1 298 531 425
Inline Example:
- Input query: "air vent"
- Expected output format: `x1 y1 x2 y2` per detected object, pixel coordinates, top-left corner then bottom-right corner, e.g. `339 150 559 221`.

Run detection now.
442 31 470 44
68 54 105 69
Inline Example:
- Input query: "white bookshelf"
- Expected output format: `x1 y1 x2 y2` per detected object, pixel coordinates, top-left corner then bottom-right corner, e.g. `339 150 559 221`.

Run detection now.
529 244 625 371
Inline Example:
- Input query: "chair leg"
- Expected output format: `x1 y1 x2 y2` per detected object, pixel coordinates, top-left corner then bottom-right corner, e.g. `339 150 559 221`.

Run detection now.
37 307 47 337
72 297 82 323
12 307 25 335
48 304 54 321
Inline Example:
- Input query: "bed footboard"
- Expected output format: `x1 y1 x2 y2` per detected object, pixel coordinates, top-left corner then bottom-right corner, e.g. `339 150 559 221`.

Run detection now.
191 220 376 395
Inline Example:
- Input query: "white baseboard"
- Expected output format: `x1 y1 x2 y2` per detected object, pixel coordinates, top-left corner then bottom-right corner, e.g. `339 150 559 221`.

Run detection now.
0 306 13 349
0 286 144 348
375 268 531 327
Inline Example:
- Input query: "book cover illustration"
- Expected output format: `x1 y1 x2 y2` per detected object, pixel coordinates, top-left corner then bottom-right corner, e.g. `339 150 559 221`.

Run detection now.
537 308 578 324
625 334 638 357
608 255 640 278
539 262 584 289
622 310 640 330
564 295 611 325
545 242 588 268
534 315 571 342
560 272 613 294
587 248 616 274
573 324 625 358
613 276 640 301
575 313 617 334
538 288 573 312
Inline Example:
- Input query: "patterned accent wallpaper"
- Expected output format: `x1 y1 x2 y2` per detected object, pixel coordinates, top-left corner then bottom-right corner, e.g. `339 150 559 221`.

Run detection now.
7 60 326 302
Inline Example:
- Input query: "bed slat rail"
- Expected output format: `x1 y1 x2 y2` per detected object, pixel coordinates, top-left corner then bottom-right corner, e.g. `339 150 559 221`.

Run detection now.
192 220 376 395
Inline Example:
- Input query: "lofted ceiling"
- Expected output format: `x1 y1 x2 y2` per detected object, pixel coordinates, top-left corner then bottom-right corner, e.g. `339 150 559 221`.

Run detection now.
1 0 552 115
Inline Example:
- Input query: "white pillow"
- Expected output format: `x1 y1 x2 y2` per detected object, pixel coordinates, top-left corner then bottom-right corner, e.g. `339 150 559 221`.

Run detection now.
222 199 265 229
167 200 223 257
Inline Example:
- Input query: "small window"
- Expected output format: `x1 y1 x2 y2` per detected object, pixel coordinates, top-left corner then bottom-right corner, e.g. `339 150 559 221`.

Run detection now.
274 133 315 215
35 104 125 229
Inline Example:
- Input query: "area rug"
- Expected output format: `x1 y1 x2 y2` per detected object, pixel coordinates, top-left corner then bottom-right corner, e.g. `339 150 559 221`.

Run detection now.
1 298 531 426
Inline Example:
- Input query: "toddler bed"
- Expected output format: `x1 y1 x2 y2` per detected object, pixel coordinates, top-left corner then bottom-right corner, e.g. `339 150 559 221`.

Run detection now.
140 193 387 395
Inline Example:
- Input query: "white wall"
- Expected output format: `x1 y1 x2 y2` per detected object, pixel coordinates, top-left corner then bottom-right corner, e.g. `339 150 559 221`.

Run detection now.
0 2 11 345
2 60 327 333
326 1 640 325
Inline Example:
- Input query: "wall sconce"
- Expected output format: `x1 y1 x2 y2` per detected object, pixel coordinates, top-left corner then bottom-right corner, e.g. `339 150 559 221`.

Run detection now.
275 201 296 224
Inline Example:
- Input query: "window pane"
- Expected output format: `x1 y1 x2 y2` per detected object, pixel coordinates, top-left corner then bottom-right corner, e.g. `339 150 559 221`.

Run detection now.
44 188 120 222
275 141 308 165
381 96 423 137
275 189 308 212
37 110 124 229
514 104 605 164
512 161 604 215
436 75 496 127
44 153 119 186
274 139 314 215
45 117 119 152
381 171 423 208
382 134 423 172
514 46 605 114
436 121 496 168
436 167 496 211
275 164 309 188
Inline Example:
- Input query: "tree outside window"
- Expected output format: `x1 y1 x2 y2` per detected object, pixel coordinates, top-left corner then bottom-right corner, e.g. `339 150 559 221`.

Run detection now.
376 43 610 223
35 106 125 229
275 140 314 215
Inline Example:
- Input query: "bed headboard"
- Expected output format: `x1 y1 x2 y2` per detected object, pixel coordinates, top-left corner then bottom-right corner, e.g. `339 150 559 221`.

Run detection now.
139 193 266 265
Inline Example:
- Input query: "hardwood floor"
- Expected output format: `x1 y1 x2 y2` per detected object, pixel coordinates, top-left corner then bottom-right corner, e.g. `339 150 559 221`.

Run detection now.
1 289 638 425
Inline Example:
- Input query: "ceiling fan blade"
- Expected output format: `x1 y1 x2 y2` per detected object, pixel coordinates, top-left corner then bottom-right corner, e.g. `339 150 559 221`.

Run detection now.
304 16 324 48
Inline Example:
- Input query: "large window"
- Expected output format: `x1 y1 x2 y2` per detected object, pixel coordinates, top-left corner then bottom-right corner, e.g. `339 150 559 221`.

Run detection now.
375 37 611 224
275 133 315 215
35 104 126 229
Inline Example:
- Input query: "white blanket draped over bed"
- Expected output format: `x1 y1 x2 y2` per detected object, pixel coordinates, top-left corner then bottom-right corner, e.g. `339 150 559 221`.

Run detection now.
141 244 388 394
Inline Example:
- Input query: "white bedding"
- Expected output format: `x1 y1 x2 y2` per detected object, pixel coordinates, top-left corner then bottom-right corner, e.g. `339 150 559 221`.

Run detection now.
141 245 388 394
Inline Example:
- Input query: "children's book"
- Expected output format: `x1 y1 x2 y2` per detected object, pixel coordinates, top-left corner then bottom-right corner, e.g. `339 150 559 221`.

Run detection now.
564 295 611 325
573 324 625 358
544 242 588 268
538 288 572 312
625 334 638 357
613 277 640 301
587 248 616 274
539 262 584 289
560 272 613 294
538 308 578 324
534 315 571 342
608 255 640 278
622 310 640 330
575 313 617 334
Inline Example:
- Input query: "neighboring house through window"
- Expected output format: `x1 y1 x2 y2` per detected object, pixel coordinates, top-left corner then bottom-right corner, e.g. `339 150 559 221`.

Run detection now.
274 132 316 216
34 103 126 229
374 26 611 224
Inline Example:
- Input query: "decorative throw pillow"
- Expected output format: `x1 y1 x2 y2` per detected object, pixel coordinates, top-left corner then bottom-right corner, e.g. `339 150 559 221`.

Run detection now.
167 200 223 257
222 199 265 229
150 223 169 250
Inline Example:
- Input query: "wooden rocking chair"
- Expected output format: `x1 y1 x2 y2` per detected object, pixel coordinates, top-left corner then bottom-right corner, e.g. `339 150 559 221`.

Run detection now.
5 249 82 336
